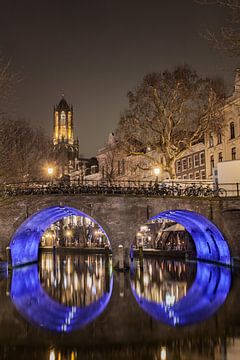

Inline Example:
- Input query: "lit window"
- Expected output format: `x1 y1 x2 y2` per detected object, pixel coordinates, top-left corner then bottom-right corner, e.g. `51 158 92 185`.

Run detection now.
230 122 235 139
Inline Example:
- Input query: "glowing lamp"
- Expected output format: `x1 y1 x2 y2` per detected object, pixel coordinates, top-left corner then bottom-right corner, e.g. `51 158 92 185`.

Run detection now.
47 167 54 175
154 167 160 176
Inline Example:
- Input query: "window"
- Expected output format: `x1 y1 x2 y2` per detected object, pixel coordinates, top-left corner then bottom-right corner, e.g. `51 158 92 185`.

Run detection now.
230 122 235 139
91 165 98 174
217 132 222 144
201 170 206 179
232 147 236 160
182 158 187 170
183 174 188 179
122 159 125 175
218 152 223 162
176 160 181 173
189 173 193 180
101 166 105 178
118 160 121 175
195 171 200 180
210 155 214 175
194 154 199 167
200 152 205 166
209 134 214 147
188 156 192 169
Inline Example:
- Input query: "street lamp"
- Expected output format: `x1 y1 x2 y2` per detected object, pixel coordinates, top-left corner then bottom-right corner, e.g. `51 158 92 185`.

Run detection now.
47 167 54 185
154 167 160 183
47 167 54 176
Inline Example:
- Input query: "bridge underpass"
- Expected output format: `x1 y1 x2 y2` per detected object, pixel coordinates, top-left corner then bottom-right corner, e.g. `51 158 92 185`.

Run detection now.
0 194 239 266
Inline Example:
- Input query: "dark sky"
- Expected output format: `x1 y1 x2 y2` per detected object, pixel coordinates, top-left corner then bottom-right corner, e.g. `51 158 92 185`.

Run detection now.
0 0 239 157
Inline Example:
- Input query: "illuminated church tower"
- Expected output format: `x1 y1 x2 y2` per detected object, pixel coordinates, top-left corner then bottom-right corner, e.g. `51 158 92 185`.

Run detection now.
53 95 79 176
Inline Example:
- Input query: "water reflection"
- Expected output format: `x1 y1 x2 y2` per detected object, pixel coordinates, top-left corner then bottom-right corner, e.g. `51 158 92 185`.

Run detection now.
10 253 112 332
131 259 231 326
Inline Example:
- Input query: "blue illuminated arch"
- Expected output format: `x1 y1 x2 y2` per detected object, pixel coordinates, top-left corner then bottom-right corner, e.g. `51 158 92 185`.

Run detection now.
150 210 231 265
131 262 231 326
10 205 110 267
10 264 113 332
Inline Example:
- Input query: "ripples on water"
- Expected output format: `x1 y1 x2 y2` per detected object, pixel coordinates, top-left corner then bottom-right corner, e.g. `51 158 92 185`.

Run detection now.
0 253 239 359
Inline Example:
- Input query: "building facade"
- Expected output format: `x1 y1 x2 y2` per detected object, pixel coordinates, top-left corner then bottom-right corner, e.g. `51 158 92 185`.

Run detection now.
175 143 206 181
96 70 240 184
205 69 240 180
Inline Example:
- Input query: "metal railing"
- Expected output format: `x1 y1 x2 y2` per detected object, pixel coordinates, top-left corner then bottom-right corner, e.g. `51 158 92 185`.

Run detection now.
0 179 240 198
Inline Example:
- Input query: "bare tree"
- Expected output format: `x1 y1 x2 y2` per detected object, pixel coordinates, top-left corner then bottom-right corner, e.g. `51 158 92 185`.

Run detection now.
116 66 225 178
99 142 121 181
196 0 240 55
0 57 19 114
0 117 52 182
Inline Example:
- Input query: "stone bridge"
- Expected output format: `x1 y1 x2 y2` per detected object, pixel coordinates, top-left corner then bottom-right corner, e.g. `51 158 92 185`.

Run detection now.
0 194 240 266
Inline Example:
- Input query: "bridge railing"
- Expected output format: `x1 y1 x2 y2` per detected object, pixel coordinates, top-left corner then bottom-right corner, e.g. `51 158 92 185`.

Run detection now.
0 179 239 197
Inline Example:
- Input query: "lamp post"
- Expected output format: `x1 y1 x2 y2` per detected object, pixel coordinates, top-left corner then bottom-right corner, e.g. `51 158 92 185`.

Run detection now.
154 166 160 183
47 167 54 185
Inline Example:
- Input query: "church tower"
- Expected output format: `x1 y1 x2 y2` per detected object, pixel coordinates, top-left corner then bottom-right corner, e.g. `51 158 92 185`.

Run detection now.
53 95 79 176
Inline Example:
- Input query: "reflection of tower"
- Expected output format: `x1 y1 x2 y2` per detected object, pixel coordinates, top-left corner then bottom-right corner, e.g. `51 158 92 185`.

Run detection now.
53 95 79 177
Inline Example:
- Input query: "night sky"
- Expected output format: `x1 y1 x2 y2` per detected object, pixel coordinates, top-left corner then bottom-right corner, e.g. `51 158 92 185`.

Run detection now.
0 0 239 157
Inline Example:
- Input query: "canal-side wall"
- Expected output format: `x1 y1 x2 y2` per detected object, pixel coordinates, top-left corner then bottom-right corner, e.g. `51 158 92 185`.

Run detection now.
0 195 240 262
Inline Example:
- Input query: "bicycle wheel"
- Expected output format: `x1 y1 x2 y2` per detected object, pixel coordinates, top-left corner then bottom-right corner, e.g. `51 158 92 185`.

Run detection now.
217 188 227 197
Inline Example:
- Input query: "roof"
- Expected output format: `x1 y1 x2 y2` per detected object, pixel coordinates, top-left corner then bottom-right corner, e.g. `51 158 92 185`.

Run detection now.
56 96 71 111
162 223 185 232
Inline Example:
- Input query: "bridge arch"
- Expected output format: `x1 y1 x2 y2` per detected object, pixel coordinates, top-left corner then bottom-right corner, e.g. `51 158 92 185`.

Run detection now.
10 205 110 267
150 209 231 265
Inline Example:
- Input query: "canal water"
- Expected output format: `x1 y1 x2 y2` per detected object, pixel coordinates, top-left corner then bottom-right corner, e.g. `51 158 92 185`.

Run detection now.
0 253 240 359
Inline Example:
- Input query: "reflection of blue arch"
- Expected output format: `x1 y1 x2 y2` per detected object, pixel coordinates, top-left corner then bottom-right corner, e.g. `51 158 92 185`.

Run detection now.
10 264 113 332
10 206 110 267
131 262 231 326
151 210 231 265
